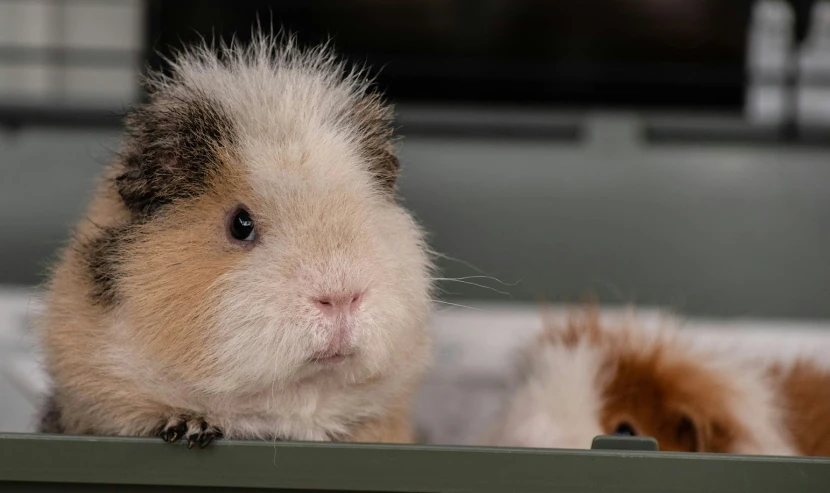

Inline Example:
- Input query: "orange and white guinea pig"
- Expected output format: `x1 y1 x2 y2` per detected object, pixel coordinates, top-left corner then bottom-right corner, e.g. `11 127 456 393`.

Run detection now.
34 33 434 448
484 307 830 457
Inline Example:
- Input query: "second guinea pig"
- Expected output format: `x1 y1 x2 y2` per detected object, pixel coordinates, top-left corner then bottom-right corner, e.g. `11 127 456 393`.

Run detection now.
35 34 434 448
484 307 830 457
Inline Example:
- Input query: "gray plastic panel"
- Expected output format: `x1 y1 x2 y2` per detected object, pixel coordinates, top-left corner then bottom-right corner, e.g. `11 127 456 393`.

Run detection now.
1 433 829 492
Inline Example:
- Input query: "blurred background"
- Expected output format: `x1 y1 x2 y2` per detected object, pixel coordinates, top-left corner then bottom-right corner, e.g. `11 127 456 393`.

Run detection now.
2 0 830 318
2 0 830 441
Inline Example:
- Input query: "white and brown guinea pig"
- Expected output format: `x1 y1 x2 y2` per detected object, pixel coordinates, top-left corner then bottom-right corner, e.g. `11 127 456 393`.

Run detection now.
34 33 434 448
484 307 830 457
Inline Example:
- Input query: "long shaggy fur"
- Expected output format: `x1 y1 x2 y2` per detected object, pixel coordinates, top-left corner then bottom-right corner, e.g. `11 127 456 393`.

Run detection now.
36 33 433 443
484 306 830 457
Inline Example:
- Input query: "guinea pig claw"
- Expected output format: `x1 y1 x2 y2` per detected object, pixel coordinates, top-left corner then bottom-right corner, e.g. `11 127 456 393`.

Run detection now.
159 420 187 443
159 416 222 450
187 428 220 450
198 434 215 449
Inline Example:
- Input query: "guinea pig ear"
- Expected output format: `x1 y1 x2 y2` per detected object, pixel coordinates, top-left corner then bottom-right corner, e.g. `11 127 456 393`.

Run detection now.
368 148 400 192
348 93 401 193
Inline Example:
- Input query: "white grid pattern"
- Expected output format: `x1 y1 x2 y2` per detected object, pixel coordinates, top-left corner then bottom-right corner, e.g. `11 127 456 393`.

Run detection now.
0 0 144 104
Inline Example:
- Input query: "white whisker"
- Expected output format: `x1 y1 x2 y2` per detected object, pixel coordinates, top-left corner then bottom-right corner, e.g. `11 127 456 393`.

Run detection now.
433 275 521 287
431 252 490 275
432 300 485 311
432 278 512 297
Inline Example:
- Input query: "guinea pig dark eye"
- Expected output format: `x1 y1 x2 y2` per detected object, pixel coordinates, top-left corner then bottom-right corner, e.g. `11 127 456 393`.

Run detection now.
614 422 637 437
229 208 256 242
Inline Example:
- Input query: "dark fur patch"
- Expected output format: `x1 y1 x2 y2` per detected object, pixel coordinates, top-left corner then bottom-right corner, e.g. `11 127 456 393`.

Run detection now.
83 225 133 306
347 93 400 192
38 393 64 434
116 91 236 218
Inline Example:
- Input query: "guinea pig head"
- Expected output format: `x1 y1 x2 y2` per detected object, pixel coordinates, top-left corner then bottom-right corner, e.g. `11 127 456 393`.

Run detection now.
597 332 741 453
487 309 749 453
89 39 433 395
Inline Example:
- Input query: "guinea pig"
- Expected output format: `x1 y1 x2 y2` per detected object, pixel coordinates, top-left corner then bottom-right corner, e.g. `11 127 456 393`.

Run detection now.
483 307 830 457
34 33 434 448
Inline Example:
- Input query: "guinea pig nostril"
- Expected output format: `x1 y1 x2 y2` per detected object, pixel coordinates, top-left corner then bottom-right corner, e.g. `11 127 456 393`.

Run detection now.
314 298 334 310
313 292 364 314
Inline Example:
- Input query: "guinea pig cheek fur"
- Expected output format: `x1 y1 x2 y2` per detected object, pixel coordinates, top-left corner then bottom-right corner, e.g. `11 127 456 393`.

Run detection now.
208 203 431 392
115 199 247 391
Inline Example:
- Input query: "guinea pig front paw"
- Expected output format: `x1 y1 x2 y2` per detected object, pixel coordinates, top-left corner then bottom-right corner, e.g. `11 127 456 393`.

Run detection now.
158 415 223 450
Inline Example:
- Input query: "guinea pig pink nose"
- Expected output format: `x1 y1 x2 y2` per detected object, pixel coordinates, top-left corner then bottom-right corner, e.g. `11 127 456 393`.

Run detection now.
313 291 363 316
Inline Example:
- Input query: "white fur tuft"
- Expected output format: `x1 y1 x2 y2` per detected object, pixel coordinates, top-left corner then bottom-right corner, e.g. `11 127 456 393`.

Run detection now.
484 341 606 449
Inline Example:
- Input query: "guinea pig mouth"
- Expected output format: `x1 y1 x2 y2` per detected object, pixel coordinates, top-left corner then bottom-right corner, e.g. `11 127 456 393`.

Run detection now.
309 350 355 365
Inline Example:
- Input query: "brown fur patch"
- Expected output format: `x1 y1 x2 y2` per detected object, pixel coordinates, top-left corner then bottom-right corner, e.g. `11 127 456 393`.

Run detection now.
771 362 830 457
547 306 748 453
116 193 247 382
599 342 744 453
83 91 237 305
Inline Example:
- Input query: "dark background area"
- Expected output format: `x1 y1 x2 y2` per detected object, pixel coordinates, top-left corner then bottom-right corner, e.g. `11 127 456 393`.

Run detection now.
144 0 813 110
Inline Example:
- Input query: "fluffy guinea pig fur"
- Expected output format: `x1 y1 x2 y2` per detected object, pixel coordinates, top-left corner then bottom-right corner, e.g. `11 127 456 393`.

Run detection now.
35 34 434 447
484 307 830 457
